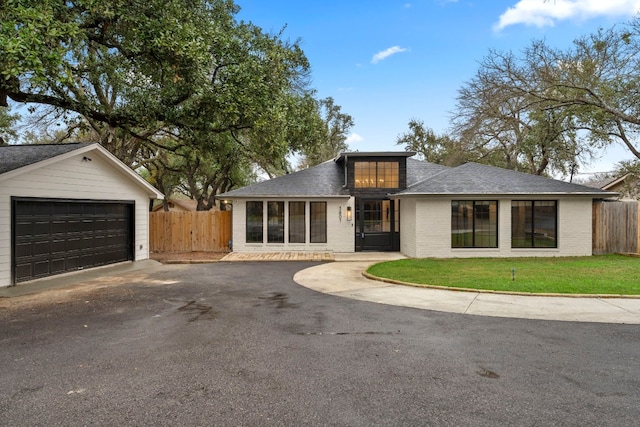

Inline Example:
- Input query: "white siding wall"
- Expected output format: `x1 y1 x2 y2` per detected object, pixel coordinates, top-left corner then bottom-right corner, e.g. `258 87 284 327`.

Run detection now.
399 198 417 257
405 196 594 258
231 197 355 253
0 152 153 287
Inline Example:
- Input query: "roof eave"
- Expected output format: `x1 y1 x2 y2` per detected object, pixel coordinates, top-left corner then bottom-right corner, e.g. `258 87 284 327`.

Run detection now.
216 194 351 199
391 191 619 198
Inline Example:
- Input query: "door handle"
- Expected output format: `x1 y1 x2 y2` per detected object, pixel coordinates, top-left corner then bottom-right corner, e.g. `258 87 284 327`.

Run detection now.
361 232 365 239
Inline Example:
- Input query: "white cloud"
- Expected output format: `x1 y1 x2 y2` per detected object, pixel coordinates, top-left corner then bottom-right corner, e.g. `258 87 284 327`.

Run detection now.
494 0 640 31
346 133 364 144
371 46 408 64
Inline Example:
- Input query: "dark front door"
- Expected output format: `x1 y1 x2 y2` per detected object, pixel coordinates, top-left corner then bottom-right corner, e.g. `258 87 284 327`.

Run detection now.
12 198 134 283
355 198 399 251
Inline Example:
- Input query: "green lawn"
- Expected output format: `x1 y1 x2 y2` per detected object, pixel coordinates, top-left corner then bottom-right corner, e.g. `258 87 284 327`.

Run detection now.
366 255 640 295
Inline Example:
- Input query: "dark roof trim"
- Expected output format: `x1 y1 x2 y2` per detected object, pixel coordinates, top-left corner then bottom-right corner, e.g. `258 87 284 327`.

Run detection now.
335 151 416 162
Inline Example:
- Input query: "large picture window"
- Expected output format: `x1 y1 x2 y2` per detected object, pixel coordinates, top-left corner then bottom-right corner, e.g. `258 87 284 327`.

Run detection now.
246 201 263 243
267 201 285 243
310 202 327 243
354 161 399 188
451 201 498 248
289 202 305 244
511 201 557 248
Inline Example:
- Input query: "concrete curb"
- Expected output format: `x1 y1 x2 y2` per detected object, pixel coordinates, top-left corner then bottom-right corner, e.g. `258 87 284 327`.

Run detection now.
361 271 640 299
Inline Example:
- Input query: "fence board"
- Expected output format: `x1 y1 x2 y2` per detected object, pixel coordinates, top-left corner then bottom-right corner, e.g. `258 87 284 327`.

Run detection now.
150 210 231 253
592 201 639 254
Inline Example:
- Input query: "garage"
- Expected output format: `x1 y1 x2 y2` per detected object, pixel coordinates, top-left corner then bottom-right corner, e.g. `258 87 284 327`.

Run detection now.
0 143 163 287
13 198 135 283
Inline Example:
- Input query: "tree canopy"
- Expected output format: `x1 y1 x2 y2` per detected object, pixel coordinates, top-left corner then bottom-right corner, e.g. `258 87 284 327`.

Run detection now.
399 15 640 178
0 0 335 208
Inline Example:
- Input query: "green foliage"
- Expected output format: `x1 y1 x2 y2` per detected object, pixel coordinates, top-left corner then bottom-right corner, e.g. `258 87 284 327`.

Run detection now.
299 97 354 167
0 106 19 145
396 119 469 166
451 47 592 176
611 160 640 200
462 18 640 167
0 0 338 197
367 255 640 295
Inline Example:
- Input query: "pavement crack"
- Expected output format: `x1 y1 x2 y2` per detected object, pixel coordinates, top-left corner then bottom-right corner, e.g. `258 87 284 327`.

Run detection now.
464 292 480 314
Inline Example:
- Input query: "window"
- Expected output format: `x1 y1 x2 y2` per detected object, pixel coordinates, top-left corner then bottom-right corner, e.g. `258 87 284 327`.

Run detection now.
289 202 305 243
267 201 284 243
246 201 263 243
451 201 498 248
511 201 557 248
310 202 327 243
354 161 399 188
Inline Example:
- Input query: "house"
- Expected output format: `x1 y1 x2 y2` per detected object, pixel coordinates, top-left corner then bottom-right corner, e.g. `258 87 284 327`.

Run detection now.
217 151 617 258
151 197 201 212
0 143 163 287
590 174 638 201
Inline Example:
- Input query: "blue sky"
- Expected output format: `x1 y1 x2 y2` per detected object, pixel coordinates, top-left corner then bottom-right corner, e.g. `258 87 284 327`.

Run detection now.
236 0 640 176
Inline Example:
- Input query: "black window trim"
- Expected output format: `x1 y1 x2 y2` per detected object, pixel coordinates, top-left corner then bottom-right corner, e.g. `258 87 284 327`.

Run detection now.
451 200 499 249
511 200 558 249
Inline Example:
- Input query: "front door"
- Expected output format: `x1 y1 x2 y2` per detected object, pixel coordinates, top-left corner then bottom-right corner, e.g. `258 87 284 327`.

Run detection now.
355 198 399 251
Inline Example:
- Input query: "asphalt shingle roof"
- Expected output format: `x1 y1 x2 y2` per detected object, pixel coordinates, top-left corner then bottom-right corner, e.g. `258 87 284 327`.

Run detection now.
398 162 615 196
406 158 451 186
0 143 92 175
218 156 616 198
219 160 351 198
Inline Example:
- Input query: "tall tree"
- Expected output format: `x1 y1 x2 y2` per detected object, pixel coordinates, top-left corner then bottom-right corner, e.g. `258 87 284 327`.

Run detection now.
299 97 354 167
0 0 320 177
483 20 640 163
395 119 469 166
451 48 590 176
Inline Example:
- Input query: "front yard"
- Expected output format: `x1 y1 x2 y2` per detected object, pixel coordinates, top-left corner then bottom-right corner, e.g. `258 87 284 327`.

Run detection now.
366 255 640 295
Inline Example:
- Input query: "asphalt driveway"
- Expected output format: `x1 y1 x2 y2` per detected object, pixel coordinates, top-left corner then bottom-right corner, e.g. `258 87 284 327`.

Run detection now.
1 262 638 426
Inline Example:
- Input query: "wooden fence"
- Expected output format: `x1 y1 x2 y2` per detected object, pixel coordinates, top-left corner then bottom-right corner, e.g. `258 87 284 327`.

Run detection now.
150 210 232 253
592 201 639 254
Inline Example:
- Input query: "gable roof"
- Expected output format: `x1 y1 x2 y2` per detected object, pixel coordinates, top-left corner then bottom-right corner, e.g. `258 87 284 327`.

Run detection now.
152 198 200 211
0 143 91 174
0 143 163 199
600 173 632 191
397 162 617 197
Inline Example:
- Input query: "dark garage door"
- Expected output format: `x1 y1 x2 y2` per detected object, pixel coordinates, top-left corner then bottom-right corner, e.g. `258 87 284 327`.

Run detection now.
12 198 134 283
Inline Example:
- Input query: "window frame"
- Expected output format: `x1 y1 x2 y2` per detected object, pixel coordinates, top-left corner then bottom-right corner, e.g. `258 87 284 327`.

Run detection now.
245 201 263 243
511 200 558 248
354 161 399 189
451 200 498 248
288 201 306 244
267 201 285 243
310 201 327 243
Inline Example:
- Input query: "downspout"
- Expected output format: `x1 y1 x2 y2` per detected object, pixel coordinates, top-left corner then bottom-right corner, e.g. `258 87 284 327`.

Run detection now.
343 154 348 187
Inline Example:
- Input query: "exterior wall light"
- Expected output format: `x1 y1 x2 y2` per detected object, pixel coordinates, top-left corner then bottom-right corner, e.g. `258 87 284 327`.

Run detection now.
346 206 352 221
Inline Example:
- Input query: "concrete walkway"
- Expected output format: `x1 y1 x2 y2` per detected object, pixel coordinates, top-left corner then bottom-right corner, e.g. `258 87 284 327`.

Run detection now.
293 254 640 324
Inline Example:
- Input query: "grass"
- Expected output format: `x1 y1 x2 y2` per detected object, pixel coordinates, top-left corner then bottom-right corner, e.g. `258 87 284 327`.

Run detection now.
366 255 640 295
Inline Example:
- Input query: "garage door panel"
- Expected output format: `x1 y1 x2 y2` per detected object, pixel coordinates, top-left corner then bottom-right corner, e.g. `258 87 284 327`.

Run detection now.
13 199 133 283
33 240 50 256
15 263 32 280
50 258 65 274
33 260 51 277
